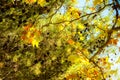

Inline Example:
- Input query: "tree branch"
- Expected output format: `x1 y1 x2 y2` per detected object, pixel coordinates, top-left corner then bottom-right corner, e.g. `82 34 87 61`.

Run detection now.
89 0 119 60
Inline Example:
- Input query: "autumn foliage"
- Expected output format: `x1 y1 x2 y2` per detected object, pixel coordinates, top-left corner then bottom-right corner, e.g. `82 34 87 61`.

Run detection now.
0 0 120 80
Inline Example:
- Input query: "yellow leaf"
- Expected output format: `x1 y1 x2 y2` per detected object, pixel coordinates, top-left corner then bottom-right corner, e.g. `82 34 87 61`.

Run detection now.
59 25 64 31
95 28 99 32
117 17 120 25
27 31 31 38
110 69 118 75
64 13 71 20
68 54 78 63
67 7 80 19
72 10 81 18
32 39 39 48
78 23 85 30
86 77 91 80
71 0 76 2
37 0 46 7
80 36 85 41
93 0 103 6
56 39 62 47
25 0 36 4
31 63 41 75
82 49 90 56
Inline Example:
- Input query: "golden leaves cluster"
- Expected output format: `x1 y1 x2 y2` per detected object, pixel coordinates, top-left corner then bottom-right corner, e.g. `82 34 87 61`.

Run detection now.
66 55 102 79
24 0 47 7
21 23 41 47
93 0 103 6
66 7 81 19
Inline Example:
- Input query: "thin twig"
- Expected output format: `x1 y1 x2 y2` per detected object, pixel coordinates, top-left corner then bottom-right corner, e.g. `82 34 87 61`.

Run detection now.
90 60 105 80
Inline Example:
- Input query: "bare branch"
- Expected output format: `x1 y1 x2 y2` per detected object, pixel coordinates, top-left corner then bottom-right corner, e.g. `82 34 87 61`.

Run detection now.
111 0 119 29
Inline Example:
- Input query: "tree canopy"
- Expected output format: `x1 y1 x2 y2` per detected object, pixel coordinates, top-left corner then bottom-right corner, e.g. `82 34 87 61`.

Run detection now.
0 0 120 80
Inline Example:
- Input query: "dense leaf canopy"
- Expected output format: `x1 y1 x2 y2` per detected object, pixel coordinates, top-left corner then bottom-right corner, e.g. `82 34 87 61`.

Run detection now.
0 0 120 80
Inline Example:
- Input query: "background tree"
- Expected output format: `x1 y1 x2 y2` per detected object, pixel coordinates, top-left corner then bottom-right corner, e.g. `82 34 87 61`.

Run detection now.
0 0 120 80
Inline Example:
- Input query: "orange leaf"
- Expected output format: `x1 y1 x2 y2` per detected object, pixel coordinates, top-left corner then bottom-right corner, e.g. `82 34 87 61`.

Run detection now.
89 7 95 11
37 30 41 35
21 35 27 40
108 39 118 45
22 31 27 35
66 74 77 80
113 39 118 45
117 33 120 37
24 26 30 31
28 38 33 44
94 71 98 75
30 32 35 37
23 24 32 31
67 39 75 45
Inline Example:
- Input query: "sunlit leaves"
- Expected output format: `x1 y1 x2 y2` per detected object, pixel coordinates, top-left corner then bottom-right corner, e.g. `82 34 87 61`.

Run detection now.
67 39 75 45
58 25 64 31
32 39 40 47
66 49 101 79
51 6 81 23
89 7 96 11
21 24 41 48
78 23 85 30
30 62 41 75
1 0 120 79
116 57 120 63
66 74 79 80
93 0 103 6
65 0 77 7
51 13 64 23
66 7 81 19
24 0 37 4
116 17 120 26
37 0 47 7
65 53 102 79
86 67 100 78
67 54 78 63
24 0 47 7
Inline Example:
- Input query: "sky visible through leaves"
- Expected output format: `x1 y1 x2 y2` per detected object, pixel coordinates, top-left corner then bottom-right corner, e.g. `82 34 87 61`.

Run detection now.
59 0 120 79
77 0 120 79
